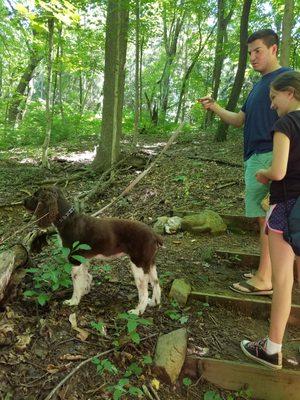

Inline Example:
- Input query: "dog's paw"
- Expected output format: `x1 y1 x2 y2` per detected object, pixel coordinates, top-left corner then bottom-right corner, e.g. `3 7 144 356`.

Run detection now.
147 298 156 307
63 299 79 306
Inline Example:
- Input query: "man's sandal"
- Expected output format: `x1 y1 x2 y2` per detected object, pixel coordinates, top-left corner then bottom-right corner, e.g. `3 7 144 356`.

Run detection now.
230 280 273 295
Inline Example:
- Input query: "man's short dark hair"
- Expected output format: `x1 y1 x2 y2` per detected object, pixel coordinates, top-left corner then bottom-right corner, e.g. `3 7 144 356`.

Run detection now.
247 29 279 48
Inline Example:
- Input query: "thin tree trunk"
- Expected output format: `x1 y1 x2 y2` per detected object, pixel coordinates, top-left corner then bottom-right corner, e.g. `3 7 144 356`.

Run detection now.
7 54 42 125
205 0 235 127
175 23 216 123
57 24 64 119
42 17 55 169
79 72 83 114
280 0 294 67
215 0 252 142
159 2 186 123
133 0 140 143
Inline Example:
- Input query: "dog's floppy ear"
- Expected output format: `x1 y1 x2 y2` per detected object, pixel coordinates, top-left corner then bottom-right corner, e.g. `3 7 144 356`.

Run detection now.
35 188 59 228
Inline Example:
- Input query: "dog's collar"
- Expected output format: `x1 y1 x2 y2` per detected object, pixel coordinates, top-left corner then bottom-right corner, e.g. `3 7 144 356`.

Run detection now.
56 207 75 225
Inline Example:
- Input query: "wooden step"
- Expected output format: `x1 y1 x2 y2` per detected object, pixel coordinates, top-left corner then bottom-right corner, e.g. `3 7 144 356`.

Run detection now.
220 214 259 233
215 249 300 287
215 249 259 268
189 291 300 326
198 357 300 400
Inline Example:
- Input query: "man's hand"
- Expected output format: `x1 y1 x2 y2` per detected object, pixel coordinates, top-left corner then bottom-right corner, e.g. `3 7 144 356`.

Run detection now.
197 96 215 110
256 169 270 185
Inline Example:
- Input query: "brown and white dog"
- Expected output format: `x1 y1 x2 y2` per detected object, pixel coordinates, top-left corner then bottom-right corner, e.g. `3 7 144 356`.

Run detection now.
24 186 163 315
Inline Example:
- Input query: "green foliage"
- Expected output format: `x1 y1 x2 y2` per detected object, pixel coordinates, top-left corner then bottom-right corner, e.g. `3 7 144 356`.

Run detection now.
90 321 106 334
183 377 192 386
164 300 189 324
117 312 153 344
204 390 222 400
107 378 143 400
23 236 91 306
92 357 118 375
0 104 100 149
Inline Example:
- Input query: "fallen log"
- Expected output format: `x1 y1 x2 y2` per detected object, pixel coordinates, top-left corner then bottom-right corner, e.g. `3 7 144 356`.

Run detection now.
0 244 28 302
0 227 55 303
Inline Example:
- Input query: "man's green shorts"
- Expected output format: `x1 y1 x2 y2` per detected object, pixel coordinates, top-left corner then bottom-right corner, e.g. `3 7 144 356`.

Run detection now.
244 152 273 218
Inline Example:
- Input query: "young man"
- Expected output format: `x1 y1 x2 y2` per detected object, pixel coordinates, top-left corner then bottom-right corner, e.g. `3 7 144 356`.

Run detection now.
199 29 290 295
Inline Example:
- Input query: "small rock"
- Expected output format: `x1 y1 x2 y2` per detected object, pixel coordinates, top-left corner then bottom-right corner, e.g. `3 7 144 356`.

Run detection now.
169 279 191 306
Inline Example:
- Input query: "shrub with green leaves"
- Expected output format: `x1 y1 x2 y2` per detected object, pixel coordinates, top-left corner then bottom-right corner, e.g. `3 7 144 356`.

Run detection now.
164 300 189 324
117 312 153 344
23 236 91 305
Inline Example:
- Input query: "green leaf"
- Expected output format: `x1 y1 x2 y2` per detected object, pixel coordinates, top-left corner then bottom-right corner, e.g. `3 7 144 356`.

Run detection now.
90 321 105 333
92 357 100 365
128 386 143 396
37 293 50 306
204 390 222 400
127 319 138 333
71 255 87 264
113 389 124 400
26 268 39 273
75 243 92 250
130 331 140 344
142 355 152 365
23 290 38 297
72 241 80 249
124 362 142 377
183 377 192 386
61 247 70 257
138 318 153 326
179 315 189 324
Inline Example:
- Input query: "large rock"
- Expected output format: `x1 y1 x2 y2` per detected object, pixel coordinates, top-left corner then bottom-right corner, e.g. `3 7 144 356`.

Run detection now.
153 216 182 235
154 328 188 384
169 279 191 306
181 210 227 235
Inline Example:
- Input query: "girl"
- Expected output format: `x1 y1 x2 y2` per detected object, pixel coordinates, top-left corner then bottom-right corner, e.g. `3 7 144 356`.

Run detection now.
240 70 300 369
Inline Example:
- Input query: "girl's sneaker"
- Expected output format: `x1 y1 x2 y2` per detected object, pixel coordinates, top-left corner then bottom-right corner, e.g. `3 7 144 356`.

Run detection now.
240 338 282 370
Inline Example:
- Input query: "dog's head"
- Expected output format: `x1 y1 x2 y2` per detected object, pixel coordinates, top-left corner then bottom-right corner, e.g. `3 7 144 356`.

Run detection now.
24 186 61 228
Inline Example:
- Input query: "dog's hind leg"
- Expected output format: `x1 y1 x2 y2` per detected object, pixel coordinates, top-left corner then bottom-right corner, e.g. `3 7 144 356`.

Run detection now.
64 263 93 306
148 264 161 307
129 262 149 315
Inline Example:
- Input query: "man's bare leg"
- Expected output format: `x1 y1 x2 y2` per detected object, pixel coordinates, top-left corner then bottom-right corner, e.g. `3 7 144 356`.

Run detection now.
232 217 272 292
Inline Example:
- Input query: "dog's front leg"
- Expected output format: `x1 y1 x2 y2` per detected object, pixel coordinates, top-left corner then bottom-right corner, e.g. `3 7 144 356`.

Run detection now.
129 262 149 315
64 263 93 306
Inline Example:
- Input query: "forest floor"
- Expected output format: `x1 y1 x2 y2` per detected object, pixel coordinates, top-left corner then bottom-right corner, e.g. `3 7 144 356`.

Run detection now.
0 128 299 400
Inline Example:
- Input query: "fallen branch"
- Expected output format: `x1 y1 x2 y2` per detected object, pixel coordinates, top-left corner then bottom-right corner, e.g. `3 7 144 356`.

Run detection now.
0 201 23 208
187 155 242 168
43 333 158 400
92 124 184 217
215 180 241 190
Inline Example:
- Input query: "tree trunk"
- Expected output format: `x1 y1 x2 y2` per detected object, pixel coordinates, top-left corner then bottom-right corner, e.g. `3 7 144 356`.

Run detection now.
79 72 83 114
215 0 252 142
58 24 64 119
42 17 55 168
175 23 216 123
7 54 42 125
133 0 140 142
205 0 235 127
280 0 294 67
93 0 129 172
159 2 186 123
